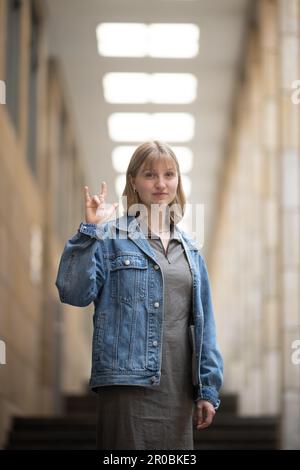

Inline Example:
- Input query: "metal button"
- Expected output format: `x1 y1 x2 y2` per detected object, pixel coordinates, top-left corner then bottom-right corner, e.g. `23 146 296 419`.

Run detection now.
124 259 131 265
152 340 158 347
154 302 159 308
151 376 157 383
154 264 159 270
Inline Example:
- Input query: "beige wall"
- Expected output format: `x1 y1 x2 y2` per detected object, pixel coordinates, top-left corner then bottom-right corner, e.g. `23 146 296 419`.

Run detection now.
210 0 300 449
278 0 300 450
0 0 92 448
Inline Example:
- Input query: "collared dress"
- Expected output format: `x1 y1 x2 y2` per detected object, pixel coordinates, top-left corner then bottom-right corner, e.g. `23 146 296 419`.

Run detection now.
96 222 194 450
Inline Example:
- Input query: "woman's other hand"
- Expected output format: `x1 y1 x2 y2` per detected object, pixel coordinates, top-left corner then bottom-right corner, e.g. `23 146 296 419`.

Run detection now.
194 399 216 430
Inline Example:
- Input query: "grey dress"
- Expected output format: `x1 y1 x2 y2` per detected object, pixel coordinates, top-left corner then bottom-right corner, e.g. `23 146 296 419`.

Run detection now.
96 223 194 450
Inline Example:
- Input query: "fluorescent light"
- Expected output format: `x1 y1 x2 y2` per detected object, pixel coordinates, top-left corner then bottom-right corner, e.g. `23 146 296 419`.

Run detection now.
96 23 147 57
108 113 195 142
181 175 191 198
103 73 197 104
171 147 194 172
149 24 199 58
112 146 137 172
103 73 149 103
96 23 199 58
152 73 197 103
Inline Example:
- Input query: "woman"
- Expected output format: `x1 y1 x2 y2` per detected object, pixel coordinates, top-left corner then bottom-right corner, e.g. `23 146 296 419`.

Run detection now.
55 140 223 450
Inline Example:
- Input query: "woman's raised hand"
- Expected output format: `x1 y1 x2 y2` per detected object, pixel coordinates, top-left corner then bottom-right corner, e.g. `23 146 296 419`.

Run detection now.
84 182 119 224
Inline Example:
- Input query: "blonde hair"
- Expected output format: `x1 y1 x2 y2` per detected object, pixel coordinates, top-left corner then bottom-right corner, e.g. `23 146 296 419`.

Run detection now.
122 140 186 224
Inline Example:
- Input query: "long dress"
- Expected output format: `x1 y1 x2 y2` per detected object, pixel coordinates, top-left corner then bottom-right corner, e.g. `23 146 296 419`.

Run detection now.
96 223 194 450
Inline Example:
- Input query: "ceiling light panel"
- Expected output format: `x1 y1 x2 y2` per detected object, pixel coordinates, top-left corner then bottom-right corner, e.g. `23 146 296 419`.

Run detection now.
96 23 199 58
108 113 195 142
103 73 197 104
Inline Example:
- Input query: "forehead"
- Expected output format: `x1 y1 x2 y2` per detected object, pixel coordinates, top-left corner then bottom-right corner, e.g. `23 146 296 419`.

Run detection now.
140 153 176 171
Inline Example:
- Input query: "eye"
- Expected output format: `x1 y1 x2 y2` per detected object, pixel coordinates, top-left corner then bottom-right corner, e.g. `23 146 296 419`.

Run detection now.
166 171 175 177
145 172 154 177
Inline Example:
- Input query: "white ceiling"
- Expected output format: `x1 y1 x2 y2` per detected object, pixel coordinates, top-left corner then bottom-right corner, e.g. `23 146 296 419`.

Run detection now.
44 0 250 255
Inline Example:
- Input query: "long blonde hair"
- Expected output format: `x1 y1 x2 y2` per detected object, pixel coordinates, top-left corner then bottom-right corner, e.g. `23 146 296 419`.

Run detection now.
122 141 186 225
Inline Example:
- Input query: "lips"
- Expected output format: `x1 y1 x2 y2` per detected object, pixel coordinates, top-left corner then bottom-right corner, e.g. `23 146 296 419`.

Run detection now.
153 193 168 195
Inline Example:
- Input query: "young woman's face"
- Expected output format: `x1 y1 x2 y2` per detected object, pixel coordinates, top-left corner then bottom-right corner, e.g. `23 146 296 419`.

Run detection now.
131 156 179 210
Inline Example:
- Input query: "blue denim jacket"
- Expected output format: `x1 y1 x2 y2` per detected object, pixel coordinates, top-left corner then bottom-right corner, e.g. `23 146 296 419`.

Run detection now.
55 214 223 409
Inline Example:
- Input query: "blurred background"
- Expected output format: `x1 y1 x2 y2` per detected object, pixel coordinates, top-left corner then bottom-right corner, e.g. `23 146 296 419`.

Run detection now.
0 0 300 450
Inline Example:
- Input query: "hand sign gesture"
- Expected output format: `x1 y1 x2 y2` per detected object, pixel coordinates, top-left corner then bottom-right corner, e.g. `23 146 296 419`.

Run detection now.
84 182 119 224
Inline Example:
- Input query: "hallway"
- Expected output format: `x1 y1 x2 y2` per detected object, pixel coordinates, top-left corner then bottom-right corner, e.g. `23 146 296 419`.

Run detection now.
0 0 300 450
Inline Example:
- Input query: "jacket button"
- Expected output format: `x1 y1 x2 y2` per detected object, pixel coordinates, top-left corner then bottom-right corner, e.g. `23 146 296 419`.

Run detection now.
154 302 159 308
124 259 131 265
151 376 157 383
152 340 158 347
154 264 159 270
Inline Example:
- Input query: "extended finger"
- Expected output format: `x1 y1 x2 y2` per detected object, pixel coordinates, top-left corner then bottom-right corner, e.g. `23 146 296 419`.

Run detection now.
99 181 107 199
84 186 91 202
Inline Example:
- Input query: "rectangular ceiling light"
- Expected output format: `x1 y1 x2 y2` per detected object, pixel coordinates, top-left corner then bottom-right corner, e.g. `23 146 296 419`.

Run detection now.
96 23 199 58
103 73 197 104
171 146 194 172
149 24 199 58
108 113 195 142
181 175 191 198
112 146 137 173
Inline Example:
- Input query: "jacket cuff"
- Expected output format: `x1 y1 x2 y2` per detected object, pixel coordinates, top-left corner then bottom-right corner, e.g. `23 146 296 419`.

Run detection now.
78 222 106 239
193 385 221 410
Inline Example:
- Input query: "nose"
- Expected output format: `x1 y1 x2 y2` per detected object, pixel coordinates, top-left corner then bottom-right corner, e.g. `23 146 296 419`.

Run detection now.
155 175 167 189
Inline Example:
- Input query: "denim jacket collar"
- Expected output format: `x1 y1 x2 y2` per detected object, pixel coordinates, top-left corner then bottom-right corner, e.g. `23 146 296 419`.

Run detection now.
112 214 199 253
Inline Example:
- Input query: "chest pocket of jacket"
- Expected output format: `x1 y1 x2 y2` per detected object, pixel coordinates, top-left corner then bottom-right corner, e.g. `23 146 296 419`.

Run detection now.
109 254 148 305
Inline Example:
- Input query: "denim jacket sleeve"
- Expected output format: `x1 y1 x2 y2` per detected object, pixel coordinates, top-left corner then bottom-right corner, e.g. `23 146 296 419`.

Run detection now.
194 255 224 409
55 223 106 307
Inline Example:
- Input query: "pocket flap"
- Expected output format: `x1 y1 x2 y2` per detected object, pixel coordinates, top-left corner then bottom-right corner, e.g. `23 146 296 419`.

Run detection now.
110 254 148 271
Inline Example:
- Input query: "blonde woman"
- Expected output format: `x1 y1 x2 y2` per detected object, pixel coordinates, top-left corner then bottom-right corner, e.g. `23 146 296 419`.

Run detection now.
55 140 223 450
